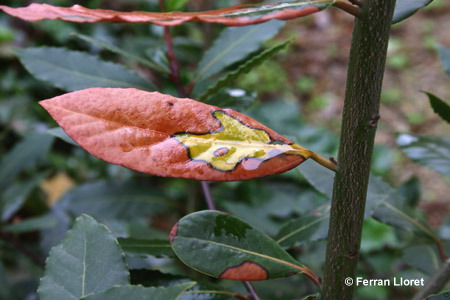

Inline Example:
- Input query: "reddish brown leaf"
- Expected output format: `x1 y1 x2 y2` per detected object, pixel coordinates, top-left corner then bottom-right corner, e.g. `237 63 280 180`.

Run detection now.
0 1 334 26
39 88 311 181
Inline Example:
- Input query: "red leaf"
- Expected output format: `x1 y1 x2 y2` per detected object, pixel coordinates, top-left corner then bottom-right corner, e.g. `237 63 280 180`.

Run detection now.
0 1 333 26
40 88 309 181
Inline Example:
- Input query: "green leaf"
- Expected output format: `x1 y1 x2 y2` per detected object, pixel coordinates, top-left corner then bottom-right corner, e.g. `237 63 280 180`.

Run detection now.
438 45 450 77
275 209 330 248
360 218 398 253
298 159 334 199
16 47 155 92
401 244 440 276
397 134 450 176
392 0 433 24
3 214 57 233
38 215 129 300
71 33 170 74
118 238 175 258
81 282 195 300
199 39 292 101
166 0 189 11
299 160 438 239
425 92 450 124
194 20 285 82
427 291 450 300
47 127 78 146
170 210 318 283
0 132 53 191
54 180 174 220
372 182 438 242
0 175 44 221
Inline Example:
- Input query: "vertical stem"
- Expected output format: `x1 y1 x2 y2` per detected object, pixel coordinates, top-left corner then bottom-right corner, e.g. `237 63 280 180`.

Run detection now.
321 0 397 299
244 281 261 300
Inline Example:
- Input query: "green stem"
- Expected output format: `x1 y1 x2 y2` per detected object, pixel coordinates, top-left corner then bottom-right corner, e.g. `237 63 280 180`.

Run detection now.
321 0 397 299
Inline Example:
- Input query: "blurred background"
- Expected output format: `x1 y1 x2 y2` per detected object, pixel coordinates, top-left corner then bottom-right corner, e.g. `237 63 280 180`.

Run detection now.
0 0 449 299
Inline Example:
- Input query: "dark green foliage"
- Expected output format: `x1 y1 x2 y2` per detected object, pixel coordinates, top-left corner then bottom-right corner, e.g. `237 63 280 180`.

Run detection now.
1 0 449 299
171 210 311 280
38 215 130 300
398 134 450 176
426 92 450 124
393 0 434 24
16 47 156 91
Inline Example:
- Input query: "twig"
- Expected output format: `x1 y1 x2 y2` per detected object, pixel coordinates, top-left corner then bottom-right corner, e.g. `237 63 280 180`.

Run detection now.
333 0 363 18
413 259 450 300
200 181 216 210
0 230 45 268
160 0 186 98
244 281 261 300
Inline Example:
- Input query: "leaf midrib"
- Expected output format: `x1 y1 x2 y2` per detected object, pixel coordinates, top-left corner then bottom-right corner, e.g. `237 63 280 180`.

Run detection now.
23 52 152 91
175 236 304 272
276 215 328 244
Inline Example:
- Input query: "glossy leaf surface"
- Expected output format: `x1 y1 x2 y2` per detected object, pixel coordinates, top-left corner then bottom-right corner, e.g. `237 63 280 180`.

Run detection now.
170 210 319 284
81 282 195 300
397 134 450 176
426 92 450 124
16 47 155 92
117 238 175 258
0 1 333 26
40 88 310 181
392 0 433 24
38 215 129 300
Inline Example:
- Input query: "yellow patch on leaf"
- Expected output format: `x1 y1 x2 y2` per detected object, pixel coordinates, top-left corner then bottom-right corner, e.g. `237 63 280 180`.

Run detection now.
174 111 310 171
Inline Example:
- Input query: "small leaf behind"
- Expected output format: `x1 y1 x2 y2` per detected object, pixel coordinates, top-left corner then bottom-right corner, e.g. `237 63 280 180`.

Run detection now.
0 133 53 191
72 33 170 74
425 92 450 124
426 291 450 300
170 210 319 283
194 20 284 82
438 45 450 77
38 214 129 300
54 180 174 220
392 0 434 24
275 209 330 248
199 39 292 101
118 238 175 258
397 134 450 176
16 47 155 92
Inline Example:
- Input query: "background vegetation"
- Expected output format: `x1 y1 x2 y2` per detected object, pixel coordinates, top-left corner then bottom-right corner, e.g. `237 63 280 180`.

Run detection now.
0 0 449 299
